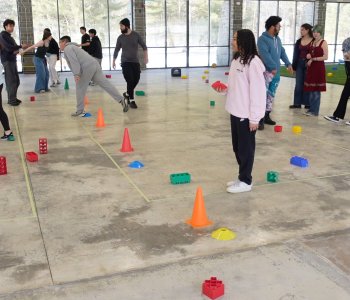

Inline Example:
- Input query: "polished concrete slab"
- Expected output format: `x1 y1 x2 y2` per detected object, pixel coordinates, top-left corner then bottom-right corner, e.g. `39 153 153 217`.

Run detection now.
0 67 349 298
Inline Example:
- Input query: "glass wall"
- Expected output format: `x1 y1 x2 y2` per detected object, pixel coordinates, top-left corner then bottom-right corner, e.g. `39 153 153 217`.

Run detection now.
145 0 231 68
0 0 22 71
243 0 315 63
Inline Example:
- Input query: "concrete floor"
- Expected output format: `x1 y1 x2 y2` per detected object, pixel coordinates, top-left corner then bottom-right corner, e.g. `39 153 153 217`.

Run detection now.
0 67 349 299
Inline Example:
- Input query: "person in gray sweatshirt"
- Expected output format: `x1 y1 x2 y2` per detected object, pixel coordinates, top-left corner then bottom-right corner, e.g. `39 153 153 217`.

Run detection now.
59 36 129 116
257 16 293 130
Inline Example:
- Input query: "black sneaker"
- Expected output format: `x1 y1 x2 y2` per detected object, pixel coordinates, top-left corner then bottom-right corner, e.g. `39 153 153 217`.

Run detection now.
264 115 276 125
289 104 301 109
1 132 14 141
324 115 340 123
129 101 138 109
16 99 22 103
258 119 264 130
304 105 310 109
8 100 20 106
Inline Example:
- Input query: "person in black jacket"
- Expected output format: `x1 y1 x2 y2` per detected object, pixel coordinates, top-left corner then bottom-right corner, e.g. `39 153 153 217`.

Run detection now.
0 19 28 106
45 28 60 87
88 29 102 86
289 24 313 109
79 26 90 52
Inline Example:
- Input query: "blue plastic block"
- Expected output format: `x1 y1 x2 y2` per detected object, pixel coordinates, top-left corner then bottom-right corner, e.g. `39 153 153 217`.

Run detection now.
128 161 144 168
290 156 309 168
83 112 92 117
332 66 338 71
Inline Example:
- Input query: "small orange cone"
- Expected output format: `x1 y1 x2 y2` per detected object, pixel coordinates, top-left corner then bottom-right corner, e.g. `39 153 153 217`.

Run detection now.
84 95 89 106
186 187 213 228
95 108 106 128
120 128 134 152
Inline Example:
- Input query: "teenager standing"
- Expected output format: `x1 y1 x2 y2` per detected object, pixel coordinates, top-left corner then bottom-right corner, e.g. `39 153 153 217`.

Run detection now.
45 28 60 87
88 29 102 86
79 26 90 52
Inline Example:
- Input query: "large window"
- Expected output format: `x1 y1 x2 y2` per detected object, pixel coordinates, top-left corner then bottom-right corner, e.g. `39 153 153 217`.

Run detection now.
0 0 22 71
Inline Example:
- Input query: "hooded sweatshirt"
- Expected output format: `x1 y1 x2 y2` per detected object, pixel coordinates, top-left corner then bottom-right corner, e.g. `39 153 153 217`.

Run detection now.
225 56 266 124
63 42 99 76
257 31 291 73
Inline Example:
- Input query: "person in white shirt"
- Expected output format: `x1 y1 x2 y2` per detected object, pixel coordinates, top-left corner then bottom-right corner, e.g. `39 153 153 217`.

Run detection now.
213 29 266 193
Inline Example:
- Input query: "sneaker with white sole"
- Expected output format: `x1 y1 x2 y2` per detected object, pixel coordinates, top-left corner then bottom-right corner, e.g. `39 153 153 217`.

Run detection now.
120 96 129 113
226 180 240 187
324 115 341 123
71 111 86 117
346 121 350 126
303 111 318 117
226 180 252 193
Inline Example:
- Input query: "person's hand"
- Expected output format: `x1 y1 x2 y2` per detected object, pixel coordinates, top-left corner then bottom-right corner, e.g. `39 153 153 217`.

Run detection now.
344 53 350 60
271 69 277 75
287 65 293 74
307 59 312 67
249 122 259 131
144 57 149 65
112 61 116 69
74 75 80 83
306 53 312 60
21 43 29 49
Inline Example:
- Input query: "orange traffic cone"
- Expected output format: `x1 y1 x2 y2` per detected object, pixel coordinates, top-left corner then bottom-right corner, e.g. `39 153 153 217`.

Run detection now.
120 128 134 152
84 95 89 106
186 187 213 228
95 108 106 128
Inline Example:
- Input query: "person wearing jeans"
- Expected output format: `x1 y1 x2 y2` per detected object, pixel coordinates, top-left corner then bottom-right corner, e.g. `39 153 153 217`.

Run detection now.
0 19 28 106
324 37 350 126
113 18 148 109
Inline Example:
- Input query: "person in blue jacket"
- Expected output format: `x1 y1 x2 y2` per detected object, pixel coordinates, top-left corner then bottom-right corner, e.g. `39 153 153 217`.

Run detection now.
257 16 293 130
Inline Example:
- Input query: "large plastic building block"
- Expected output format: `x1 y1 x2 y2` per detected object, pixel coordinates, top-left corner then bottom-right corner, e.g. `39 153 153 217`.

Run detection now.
292 125 302 134
0 156 7 175
267 171 279 182
290 156 308 168
210 100 215 107
26 152 38 162
171 67 181 77
202 277 224 300
224 72 229 75
135 91 145 96
170 173 191 184
205 79 209 83
274 125 283 132
105 74 112 78
39 138 48 154
30 96 35 101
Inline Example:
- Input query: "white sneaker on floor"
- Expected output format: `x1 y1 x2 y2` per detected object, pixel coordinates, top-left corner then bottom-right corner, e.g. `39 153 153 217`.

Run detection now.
346 121 350 126
226 180 252 193
226 180 240 187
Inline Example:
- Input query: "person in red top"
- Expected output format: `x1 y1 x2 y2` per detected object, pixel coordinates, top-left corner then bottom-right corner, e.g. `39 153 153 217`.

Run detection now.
303 25 328 116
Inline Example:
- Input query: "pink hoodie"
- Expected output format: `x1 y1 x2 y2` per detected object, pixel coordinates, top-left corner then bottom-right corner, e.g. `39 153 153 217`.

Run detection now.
225 56 266 124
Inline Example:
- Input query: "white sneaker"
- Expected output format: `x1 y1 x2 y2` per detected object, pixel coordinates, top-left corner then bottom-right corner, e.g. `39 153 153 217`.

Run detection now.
226 180 252 193
226 180 239 187
346 121 350 126
71 111 86 117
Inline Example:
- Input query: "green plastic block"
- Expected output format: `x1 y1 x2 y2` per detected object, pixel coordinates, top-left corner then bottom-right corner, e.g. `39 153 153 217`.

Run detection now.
210 100 215 107
7 135 15 141
170 173 191 184
267 171 279 183
135 91 145 96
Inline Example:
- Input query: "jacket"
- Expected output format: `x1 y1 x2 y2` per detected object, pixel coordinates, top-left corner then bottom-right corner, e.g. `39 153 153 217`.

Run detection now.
88 36 103 59
257 31 291 73
0 31 21 63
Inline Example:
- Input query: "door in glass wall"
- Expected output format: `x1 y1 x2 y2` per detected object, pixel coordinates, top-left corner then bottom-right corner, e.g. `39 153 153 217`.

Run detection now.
242 0 259 38
258 1 278 37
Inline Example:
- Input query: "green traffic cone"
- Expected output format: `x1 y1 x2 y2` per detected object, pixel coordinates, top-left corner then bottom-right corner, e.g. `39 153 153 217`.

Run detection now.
64 78 69 90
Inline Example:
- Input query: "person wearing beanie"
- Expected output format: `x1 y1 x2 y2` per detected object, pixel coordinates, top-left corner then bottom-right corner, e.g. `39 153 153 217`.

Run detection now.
112 18 148 109
257 16 293 130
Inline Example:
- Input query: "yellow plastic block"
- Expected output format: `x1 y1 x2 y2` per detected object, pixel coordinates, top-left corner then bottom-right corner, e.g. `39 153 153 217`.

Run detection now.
292 125 302 134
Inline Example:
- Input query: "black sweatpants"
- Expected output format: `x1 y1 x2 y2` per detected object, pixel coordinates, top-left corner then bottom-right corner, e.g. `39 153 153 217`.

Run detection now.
333 61 350 119
230 115 256 185
0 84 10 131
3 61 20 103
121 62 140 100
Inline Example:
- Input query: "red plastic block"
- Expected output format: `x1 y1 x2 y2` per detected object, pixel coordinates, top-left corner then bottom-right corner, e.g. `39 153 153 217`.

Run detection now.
202 277 224 300
274 125 283 132
39 138 48 154
30 96 36 101
211 81 227 90
0 156 7 175
225 72 229 75
26 152 38 162
105 74 112 78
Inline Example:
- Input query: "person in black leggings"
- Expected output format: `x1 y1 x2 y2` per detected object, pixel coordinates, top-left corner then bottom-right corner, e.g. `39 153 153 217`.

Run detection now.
0 62 13 140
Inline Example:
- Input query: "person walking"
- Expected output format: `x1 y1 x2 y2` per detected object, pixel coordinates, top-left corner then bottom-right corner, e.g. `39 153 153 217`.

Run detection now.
79 26 90 52
88 29 102 86
213 29 266 193
112 18 148 109
324 37 350 125
289 24 313 109
59 36 129 116
303 25 328 116
45 28 60 87
0 19 28 106
257 16 293 130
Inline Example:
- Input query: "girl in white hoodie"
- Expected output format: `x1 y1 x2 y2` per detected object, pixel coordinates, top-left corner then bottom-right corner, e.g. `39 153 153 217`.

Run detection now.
213 29 266 193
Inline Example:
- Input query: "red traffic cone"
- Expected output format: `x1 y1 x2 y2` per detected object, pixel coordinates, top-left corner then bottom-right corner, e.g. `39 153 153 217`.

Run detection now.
120 128 134 152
